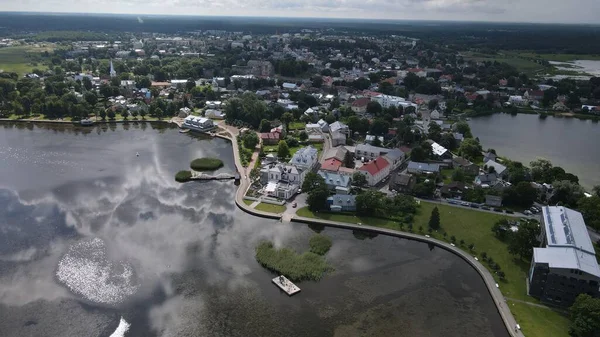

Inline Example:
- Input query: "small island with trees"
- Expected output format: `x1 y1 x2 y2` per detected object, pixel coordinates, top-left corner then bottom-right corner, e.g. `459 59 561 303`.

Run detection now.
255 234 334 282
174 157 224 182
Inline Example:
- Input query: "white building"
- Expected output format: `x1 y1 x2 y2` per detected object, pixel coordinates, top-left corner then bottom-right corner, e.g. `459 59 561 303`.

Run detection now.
183 116 214 131
372 94 418 110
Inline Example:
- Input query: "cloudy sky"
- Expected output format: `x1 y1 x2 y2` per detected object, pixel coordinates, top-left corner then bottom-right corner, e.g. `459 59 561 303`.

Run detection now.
0 0 599 24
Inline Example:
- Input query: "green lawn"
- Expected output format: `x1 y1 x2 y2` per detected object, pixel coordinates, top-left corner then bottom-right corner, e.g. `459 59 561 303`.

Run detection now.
255 203 286 213
0 45 51 76
243 199 254 206
463 52 545 75
441 168 455 184
296 201 570 336
288 121 305 130
507 301 569 337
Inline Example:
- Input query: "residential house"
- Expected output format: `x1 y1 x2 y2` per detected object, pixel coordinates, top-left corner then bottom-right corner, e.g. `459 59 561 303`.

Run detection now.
317 119 330 133
282 82 298 90
365 135 385 145
430 141 452 160
205 109 225 119
452 157 480 176
453 133 464 145
304 107 318 118
474 172 499 187
355 144 389 161
182 116 215 131
328 194 357 212
289 146 319 171
390 173 415 193
330 121 350 135
528 206 600 307
206 101 222 109
351 97 370 114
383 149 405 170
331 131 347 147
260 130 282 145
358 157 391 186
484 151 498 163
430 109 441 120
323 146 348 163
440 182 467 199
318 171 352 191
484 160 507 178
485 195 503 207
320 158 343 172
407 161 441 175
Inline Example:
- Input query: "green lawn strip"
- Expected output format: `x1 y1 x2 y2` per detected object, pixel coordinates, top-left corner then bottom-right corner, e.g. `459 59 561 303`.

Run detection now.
243 199 254 206
255 203 286 213
506 301 569 337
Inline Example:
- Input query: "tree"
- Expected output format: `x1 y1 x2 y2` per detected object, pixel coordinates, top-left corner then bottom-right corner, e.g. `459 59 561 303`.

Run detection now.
303 173 329 211
259 119 271 132
492 219 511 241
277 140 290 159
578 196 600 231
454 121 473 138
120 108 129 120
240 132 259 150
428 99 439 111
427 122 442 142
107 109 115 120
502 181 538 208
139 109 147 120
80 77 92 91
451 169 466 183
312 76 323 88
370 118 390 135
344 150 355 168
186 79 196 92
530 158 554 183
569 294 600 337
550 180 585 207
352 172 368 188
508 220 540 260
299 131 308 141
458 138 483 160
281 112 293 132
366 101 382 115
450 235 456 243
84 92 97 106
99 109 107 121
428 206 441 230
356 190 386 216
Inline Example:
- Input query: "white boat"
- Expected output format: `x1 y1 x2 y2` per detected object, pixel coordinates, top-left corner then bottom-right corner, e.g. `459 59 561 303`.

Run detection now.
136 152 140 157
179 129 190 133
80 119 94 126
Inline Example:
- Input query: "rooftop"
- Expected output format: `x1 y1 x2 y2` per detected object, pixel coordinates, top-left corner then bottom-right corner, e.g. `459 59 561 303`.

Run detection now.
534 206 600 278
358 157 390 176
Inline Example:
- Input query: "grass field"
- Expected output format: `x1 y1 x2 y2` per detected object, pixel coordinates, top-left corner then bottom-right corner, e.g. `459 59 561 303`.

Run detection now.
255 203 286 213
462 51 545 74
517 52 600 62
0 45 52 76
288 121 305 130
243 199 254 206
296 201 570 337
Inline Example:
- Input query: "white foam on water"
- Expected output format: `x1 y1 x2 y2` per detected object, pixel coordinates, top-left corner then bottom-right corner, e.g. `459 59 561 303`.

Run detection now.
56 238 139 304
109 317 131 337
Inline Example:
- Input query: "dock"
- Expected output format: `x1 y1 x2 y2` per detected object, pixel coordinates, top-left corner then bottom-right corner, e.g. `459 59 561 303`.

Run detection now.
190 172 240 181
272 275 301 296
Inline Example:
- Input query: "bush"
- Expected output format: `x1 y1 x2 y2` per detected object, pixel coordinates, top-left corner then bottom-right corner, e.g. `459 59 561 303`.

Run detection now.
190 157 224 171
309 234 332 255
175 170 192 182
255 241 333 281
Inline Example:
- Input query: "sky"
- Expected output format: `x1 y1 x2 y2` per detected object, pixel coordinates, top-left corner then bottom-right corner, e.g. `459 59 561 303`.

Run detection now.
0 0 599 24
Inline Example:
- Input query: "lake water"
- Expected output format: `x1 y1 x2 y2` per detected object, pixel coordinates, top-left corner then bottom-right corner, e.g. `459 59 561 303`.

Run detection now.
469 113 600 188
549 59 600 78
0 122 508 337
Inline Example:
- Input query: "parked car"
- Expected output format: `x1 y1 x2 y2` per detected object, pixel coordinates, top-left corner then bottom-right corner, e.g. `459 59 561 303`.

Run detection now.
506 210 514 214
470 204 479 208
524 210 532 215
481 206 490 210
292 202 297 208
494 208 503 213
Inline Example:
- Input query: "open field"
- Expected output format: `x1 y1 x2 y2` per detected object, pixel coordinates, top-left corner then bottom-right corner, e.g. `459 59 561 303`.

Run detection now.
296 201 570 337
462 51 545 74
255 202 286 213
0 45 53 75
517 52 600 62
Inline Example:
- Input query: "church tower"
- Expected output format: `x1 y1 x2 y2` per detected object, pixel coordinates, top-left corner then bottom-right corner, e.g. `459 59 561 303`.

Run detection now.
110 60 116 78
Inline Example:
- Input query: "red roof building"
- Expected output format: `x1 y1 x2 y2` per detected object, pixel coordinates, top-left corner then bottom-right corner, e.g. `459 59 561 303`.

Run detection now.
320 158 343 172
260 131 281 145
357 156 391 186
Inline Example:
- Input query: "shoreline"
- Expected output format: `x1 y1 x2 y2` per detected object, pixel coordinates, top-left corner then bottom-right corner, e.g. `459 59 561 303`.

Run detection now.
227 128 521 337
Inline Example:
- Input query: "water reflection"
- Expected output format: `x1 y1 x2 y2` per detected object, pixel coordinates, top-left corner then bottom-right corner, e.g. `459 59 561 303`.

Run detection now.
0 124 508 337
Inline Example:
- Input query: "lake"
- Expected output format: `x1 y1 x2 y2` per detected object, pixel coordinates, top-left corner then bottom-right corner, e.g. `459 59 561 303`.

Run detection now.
549 59 600 78
469 113 600 188
0 122 508 337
